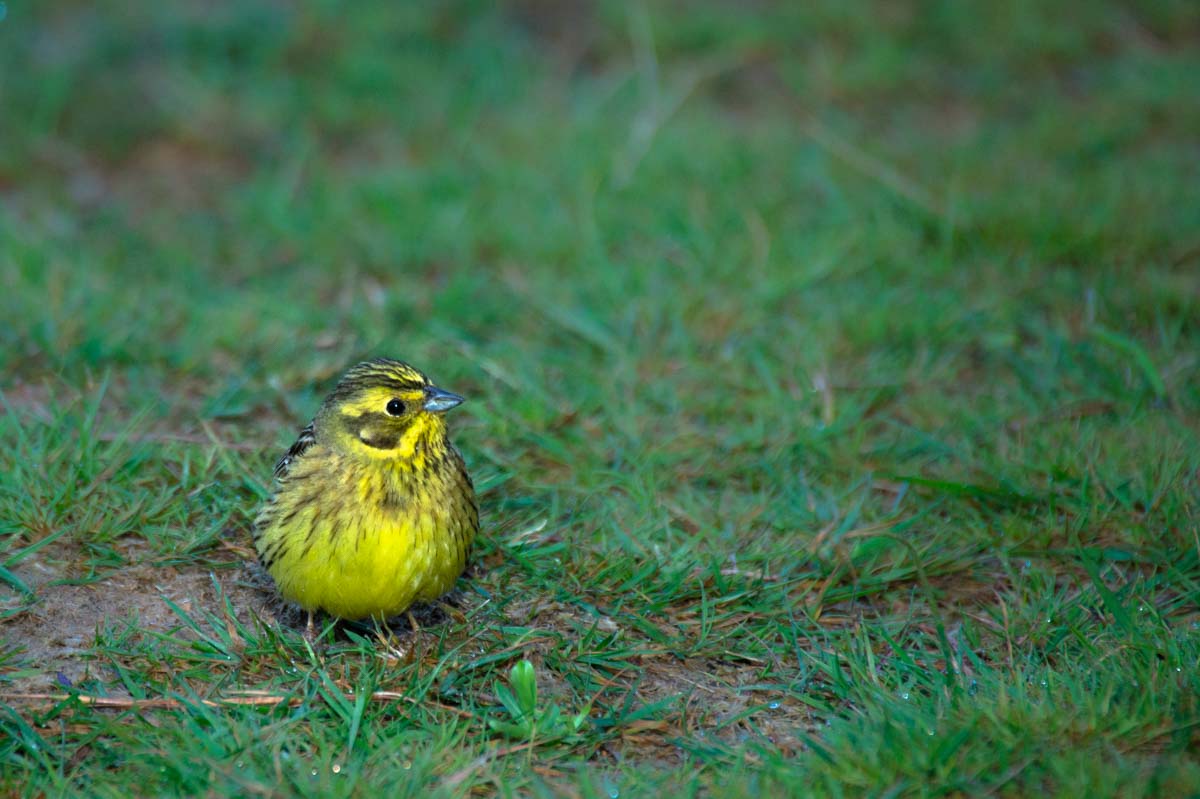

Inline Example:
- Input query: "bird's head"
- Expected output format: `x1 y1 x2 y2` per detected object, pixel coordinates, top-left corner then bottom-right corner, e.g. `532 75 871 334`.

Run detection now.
318 358 465 461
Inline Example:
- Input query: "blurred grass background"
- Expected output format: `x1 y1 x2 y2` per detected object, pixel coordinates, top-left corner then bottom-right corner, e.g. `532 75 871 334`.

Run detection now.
2 1 1199 796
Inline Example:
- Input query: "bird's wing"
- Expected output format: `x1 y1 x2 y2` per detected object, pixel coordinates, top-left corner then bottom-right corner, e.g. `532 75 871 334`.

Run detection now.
273 422 316 480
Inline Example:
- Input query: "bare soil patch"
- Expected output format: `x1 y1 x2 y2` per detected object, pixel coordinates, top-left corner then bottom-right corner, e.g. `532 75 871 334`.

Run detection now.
2 555 272 694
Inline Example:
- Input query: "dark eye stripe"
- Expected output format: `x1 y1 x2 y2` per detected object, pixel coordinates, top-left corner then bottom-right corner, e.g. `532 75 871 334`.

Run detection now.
347 411 413 450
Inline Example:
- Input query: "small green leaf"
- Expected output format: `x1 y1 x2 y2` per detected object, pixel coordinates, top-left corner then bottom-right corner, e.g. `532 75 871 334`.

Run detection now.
510 659 538 717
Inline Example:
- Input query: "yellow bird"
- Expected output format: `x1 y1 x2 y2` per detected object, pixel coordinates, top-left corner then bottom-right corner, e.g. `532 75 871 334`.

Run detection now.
254 358 478 631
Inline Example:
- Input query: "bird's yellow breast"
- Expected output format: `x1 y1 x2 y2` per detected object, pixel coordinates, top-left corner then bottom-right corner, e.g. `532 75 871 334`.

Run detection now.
256 445 476 621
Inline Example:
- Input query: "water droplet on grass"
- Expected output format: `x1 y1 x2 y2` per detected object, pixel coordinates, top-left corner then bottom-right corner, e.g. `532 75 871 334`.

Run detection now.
402 761 412 770
968 680 978 696
332 764 342 774
768 701 780 710
901 692 910 700
235 761 243 769
310 769 318 777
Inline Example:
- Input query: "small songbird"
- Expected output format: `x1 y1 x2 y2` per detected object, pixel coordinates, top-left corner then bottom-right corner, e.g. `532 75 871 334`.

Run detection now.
254 358 478 631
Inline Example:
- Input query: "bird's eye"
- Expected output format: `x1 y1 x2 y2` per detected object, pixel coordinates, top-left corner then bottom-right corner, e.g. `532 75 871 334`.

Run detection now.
385 399 405 416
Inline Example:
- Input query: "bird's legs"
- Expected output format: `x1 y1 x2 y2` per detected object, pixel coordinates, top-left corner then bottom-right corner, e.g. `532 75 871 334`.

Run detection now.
372 617 414 661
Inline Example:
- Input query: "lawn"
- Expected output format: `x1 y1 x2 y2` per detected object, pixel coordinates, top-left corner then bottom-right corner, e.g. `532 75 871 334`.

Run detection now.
2 1 1199 796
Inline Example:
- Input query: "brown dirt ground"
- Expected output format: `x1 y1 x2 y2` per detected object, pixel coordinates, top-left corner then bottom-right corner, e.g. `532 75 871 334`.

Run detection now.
1 551 274 694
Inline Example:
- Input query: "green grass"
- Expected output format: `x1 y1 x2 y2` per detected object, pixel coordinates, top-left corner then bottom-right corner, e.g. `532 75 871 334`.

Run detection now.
2 1 1199 795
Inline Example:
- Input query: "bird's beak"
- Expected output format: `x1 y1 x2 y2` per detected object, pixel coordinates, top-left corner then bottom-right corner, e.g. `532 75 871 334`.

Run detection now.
423 386 465 413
